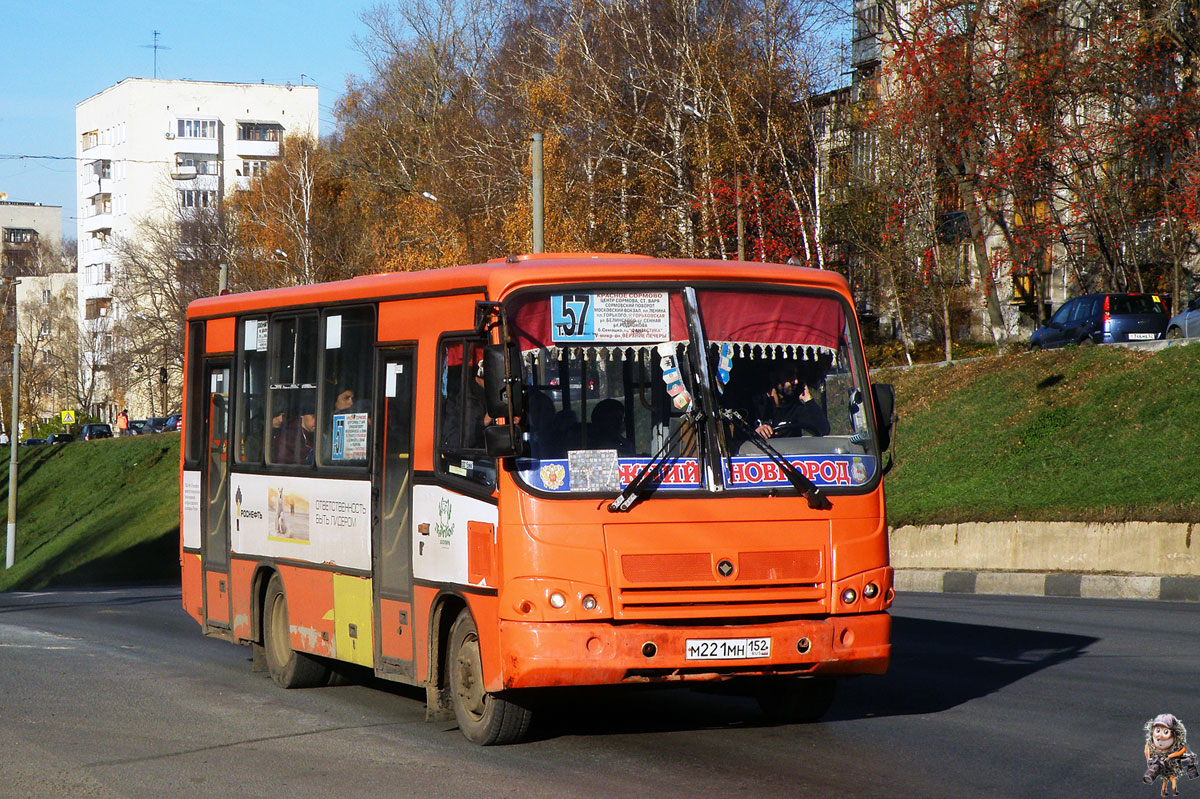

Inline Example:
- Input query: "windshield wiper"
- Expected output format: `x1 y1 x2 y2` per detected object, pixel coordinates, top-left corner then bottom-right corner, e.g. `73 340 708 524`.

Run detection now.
722 409 833 511
608 411 702 513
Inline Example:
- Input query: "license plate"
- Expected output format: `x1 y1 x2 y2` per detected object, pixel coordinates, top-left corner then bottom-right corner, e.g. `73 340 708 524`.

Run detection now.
1128 333 1156 340
685 637 771 660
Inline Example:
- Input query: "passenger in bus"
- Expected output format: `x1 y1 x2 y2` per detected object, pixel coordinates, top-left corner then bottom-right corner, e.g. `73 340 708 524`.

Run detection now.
526 390 556 455
443 358 490 450
273 396 317 464
753 362 829 439
589 399 633 455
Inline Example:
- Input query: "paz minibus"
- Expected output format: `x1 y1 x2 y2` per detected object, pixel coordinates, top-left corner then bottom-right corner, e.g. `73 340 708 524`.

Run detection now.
180 253 896 744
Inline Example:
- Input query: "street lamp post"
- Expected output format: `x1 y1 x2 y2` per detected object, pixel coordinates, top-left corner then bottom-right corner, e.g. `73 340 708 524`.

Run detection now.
7 278 19 569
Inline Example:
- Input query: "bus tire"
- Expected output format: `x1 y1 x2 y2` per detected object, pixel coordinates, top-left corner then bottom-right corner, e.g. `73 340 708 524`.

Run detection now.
448 609 532 745
263 574 330 689
755 677 836 724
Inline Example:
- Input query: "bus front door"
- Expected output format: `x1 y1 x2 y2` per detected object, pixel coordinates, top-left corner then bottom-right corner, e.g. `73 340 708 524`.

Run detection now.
374 349 416 678
201 363 232 629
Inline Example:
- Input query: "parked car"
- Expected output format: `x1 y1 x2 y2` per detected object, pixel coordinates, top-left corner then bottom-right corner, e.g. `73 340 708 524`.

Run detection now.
127 419 150 435
20 438 46 447
47 433 75 444
164 412 182 432
1166 296 1200 339
80 423 113 440
144 417 169 433
1029 293 1169 350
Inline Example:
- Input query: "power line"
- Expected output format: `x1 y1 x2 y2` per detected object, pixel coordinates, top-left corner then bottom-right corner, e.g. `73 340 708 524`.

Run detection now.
0 152 175 164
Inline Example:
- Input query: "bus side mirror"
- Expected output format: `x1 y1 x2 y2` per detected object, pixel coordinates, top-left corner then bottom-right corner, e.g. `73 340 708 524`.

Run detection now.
872 383 895 452
484 423 525 458
483 345 525 421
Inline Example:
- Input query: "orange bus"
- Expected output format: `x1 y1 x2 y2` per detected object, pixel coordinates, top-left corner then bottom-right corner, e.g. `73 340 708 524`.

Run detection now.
180 253 896 744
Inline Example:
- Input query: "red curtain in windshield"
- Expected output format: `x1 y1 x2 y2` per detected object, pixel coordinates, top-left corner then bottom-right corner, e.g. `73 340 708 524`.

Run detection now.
696 290 845 351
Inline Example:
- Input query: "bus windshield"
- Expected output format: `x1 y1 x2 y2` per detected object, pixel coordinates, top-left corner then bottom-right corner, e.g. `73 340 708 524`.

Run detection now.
509 286 879 496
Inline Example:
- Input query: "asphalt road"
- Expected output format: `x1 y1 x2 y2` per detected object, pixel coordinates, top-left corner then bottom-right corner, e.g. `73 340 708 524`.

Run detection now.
0 586 1194 798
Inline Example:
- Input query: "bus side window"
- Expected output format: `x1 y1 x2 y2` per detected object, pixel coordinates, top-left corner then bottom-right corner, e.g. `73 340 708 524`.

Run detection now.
236 318 268 465
437 338 494 486
320 306 374 467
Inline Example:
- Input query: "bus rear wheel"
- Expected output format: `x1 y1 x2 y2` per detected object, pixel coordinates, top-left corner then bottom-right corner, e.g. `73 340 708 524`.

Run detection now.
263 574 330 689
755 677 836 724
448 609 532 745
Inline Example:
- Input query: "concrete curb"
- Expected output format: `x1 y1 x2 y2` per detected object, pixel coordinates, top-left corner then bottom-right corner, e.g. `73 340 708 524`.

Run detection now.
895 569 1200 602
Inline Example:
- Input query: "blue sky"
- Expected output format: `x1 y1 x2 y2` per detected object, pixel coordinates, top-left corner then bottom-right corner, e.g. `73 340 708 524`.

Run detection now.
0 1 375 234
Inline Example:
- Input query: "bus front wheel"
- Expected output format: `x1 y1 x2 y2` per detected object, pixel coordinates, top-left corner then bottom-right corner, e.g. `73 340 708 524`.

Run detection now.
263 573 330 689
448 609 532 745
755 677 836 724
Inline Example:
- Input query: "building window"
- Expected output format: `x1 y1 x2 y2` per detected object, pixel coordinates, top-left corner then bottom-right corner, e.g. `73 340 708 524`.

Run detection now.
82 130 99 150
42 289 51 303
242 159 270 177
177 119 217 139
2 228 36 244
93 160 112 180
178 189 217 209
237 122 282 142
85 298 111 320
177 154 218 175
39 320 51 338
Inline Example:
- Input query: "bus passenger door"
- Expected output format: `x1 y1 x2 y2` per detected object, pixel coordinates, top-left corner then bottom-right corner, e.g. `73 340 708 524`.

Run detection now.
374 348 416 678
202 363 232 629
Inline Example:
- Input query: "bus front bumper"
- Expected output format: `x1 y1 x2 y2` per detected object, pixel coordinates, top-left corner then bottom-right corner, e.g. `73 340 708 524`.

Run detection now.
497 612 890 690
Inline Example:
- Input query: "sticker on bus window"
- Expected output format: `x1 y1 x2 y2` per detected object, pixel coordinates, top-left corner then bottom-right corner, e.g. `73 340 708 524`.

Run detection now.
245 319 268 352
331 413 368 460
518 456 702 492
551 292 670 343
326 315 342 349
722 455 876 488
386 362 402 398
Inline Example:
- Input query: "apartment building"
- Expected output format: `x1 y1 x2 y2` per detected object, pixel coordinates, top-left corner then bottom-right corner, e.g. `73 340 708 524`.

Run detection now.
1 200 62 275
75 78 318 417
15 272 78 432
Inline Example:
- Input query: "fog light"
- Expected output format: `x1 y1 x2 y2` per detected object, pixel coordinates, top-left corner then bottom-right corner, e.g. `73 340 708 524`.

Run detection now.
841 588 858 605
581 594 598 611
863 582 879 599
642 641 657 658
796 637 811 654
549 591 566 609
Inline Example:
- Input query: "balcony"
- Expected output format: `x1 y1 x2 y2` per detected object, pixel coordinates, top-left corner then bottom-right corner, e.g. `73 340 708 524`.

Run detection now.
233 139 280 158
170 133 219 155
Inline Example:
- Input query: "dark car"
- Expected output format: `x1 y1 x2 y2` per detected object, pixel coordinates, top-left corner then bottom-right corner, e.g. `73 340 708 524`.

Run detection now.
1029 293 1169 350
128 419 150 435
81 423 113 440
47 433 75 444
164 413 182 432
20 438 46 447
144 417 169 433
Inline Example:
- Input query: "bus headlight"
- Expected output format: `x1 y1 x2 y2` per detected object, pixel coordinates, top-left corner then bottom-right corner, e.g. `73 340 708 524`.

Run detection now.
862 582 879 599
548 591 567 609
581 594 598 611
841 588 858 605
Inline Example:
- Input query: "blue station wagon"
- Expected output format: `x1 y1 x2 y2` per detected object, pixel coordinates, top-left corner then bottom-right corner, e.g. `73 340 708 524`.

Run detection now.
1029 293 1168 350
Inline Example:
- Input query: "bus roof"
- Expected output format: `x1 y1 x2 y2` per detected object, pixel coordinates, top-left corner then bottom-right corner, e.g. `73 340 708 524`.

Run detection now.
186 253 852 320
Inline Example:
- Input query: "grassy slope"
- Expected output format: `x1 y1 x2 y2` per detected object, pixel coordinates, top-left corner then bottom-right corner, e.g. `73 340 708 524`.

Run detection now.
0 434 179 591
1 344 1197 588
884 342 1200 526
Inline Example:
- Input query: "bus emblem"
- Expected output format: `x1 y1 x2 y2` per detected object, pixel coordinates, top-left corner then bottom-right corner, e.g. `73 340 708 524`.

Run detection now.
435 498 454 541
717 559 734 578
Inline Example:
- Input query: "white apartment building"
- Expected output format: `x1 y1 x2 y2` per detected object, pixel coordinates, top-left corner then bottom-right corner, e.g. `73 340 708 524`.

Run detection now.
75 78 318 417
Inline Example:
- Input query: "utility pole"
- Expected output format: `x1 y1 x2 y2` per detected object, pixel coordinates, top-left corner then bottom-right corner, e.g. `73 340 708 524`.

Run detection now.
531 133 545 253
7 340 18 570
